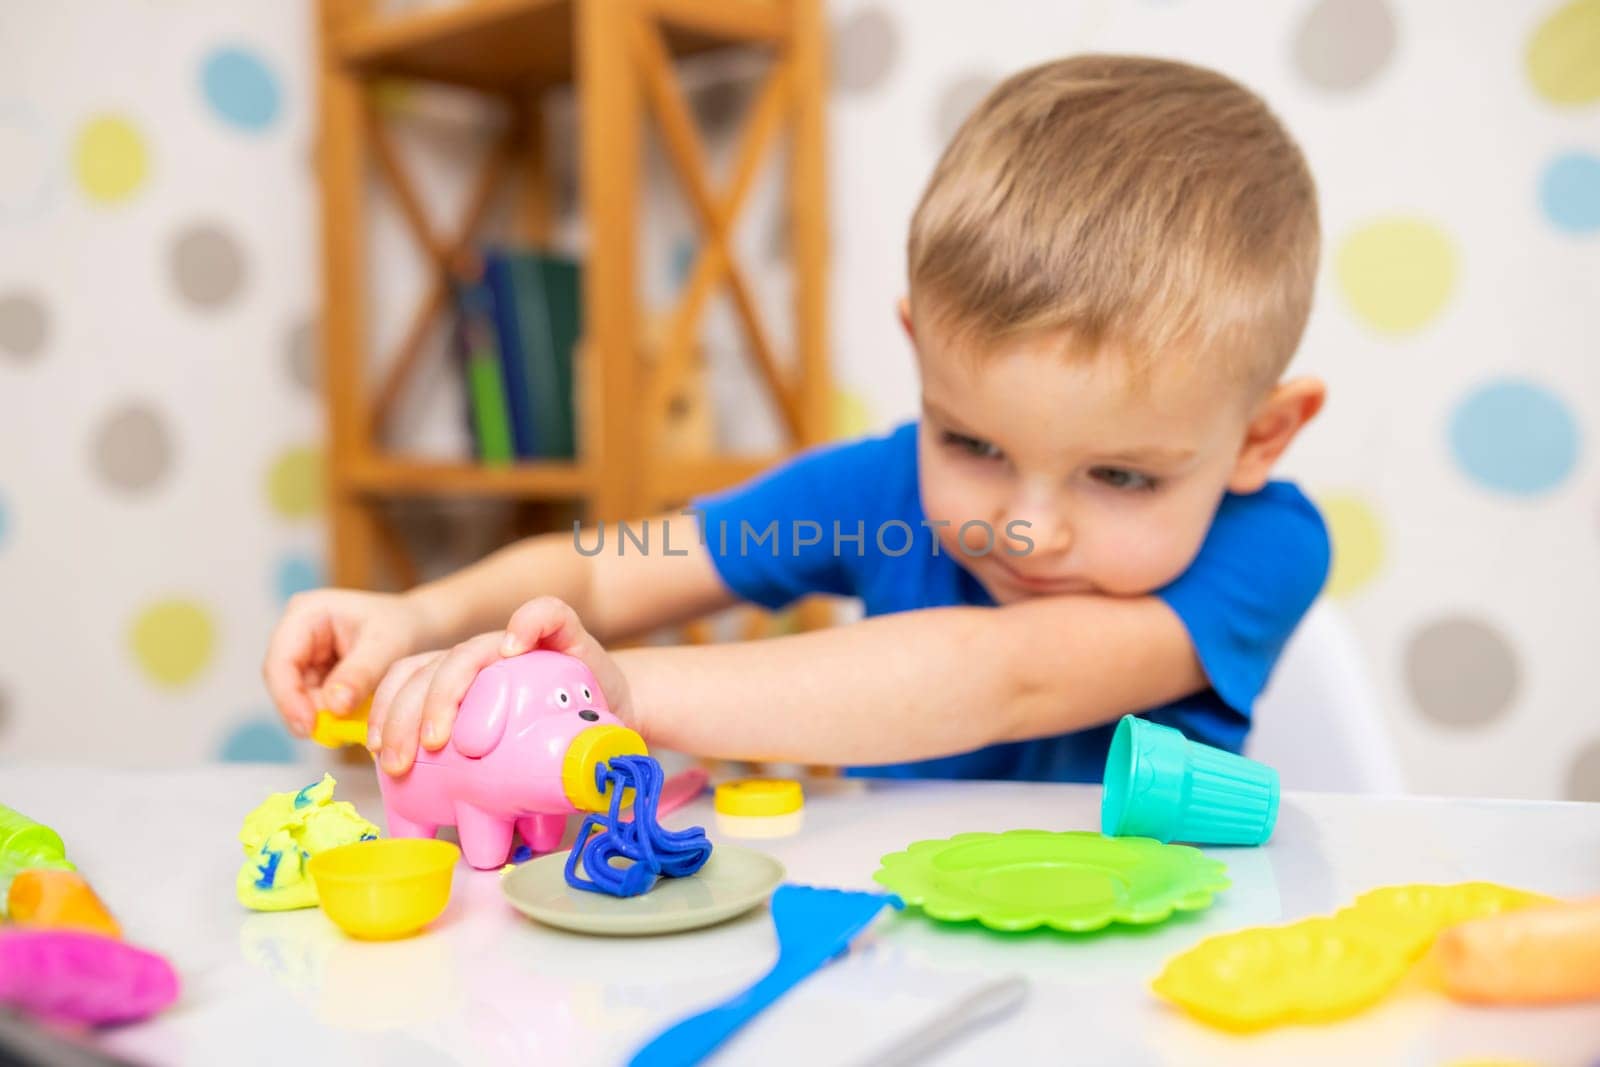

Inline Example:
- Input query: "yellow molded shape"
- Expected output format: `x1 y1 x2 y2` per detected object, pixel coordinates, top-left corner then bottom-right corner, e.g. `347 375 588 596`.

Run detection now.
312 711 368 748
1154 917 1410 1032
1153 881 1551 1031
311 697 373 748
1336 881 1552 960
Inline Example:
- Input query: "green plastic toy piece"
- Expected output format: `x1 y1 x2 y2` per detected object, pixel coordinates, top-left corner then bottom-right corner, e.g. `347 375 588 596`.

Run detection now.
873 829 1229 933
0 804 77 916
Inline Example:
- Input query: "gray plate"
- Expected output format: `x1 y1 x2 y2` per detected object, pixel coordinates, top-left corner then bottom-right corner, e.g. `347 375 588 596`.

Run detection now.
500 844 785 936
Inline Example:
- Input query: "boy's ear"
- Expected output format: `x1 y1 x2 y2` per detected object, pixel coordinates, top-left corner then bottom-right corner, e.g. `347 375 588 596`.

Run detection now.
897 296 914 342
1228 377 1326 494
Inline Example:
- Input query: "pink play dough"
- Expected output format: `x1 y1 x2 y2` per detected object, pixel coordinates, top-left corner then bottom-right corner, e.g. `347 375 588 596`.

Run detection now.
0 928 179 1026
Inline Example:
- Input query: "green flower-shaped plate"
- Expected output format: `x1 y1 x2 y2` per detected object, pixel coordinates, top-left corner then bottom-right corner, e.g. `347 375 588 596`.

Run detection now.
873 830 1229 933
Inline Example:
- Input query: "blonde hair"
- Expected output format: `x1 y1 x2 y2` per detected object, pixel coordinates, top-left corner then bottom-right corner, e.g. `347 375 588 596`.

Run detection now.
908 55 1320 389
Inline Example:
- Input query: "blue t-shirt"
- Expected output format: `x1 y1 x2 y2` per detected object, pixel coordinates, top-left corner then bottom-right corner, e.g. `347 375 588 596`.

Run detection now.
690 421 1330 783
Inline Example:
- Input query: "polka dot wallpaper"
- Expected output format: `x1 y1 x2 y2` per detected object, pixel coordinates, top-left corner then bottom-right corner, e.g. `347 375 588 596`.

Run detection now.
1 1 317 767
0 292 49 361
1291 0 1396 93
1334 218 1457 335
171 224 248 309
73 115 149 204
200 47 283 133
0 0 1596 799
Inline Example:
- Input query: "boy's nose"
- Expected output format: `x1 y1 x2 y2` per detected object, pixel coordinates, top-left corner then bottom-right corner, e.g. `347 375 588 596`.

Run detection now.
1015 516 1072 557
1000 486 1068 550
1002 501 1073 558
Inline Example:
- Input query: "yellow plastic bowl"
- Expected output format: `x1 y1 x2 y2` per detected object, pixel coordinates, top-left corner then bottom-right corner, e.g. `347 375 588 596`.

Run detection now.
308 838 460 940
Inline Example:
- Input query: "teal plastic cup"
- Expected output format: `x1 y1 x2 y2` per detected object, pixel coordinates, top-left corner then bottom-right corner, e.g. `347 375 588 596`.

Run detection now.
1100 715 1279 846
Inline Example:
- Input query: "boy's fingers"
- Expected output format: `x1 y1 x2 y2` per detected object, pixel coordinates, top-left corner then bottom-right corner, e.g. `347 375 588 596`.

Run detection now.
379 654 442 776
262 619 317 736
318 637 393 715
264 658 315 737
419 633 504 752
502 596 586 657
501 598 620 714
368 653 433 753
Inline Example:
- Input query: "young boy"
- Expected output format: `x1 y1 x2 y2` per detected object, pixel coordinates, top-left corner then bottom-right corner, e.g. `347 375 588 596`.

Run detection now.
264 55 1329 783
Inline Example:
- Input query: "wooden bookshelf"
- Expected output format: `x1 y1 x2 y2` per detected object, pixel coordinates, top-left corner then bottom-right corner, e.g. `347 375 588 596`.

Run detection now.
341 453 781 500
345 457 593 498
314 0 832 590
336 0 788 90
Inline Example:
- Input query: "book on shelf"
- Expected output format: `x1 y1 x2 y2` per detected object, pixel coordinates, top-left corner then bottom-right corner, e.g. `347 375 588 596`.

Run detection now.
448 274 514 466
531 252 580 460
478 245 583 462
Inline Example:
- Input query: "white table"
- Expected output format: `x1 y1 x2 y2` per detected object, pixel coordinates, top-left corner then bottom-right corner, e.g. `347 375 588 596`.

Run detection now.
6 766 1599 1067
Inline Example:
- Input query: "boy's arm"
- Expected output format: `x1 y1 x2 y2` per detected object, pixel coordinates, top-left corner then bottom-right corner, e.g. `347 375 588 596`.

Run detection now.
408 512 736 645
617 594 1205 765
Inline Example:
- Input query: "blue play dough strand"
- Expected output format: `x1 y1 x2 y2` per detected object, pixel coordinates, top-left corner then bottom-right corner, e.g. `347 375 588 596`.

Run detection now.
564 755 712 897
254 848 281 890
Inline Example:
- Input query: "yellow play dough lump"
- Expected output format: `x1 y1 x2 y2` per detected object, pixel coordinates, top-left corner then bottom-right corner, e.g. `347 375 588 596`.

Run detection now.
236 774 380 911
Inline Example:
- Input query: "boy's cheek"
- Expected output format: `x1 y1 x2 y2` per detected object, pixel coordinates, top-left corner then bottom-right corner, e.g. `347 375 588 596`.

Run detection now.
1083 505 1213 595
919 454 993 526
1086 546 1193 596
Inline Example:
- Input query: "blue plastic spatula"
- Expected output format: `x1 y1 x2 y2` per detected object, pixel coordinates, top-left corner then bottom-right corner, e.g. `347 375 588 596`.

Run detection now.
629 884 903 1067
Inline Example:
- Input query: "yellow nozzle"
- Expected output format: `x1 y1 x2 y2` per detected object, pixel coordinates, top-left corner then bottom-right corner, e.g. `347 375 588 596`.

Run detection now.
562 726 648 811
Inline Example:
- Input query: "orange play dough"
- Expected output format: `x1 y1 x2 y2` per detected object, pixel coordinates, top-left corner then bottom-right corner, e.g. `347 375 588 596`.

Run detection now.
7 869 121 938
1436 896 1600 1004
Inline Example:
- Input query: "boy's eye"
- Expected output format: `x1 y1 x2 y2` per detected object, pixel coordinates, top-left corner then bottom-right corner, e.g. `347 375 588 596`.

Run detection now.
941 430 1004 461
1091 467 1158 492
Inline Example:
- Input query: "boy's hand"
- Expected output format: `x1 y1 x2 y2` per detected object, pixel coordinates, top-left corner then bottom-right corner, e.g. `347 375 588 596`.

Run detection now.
368 596 633 776
262 589 437 738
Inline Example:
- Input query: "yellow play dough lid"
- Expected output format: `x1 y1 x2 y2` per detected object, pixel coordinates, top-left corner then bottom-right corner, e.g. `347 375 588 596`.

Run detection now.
714 779 804 817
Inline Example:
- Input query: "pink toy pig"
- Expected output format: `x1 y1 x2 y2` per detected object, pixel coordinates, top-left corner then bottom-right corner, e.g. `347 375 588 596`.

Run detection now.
377 650 646 870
